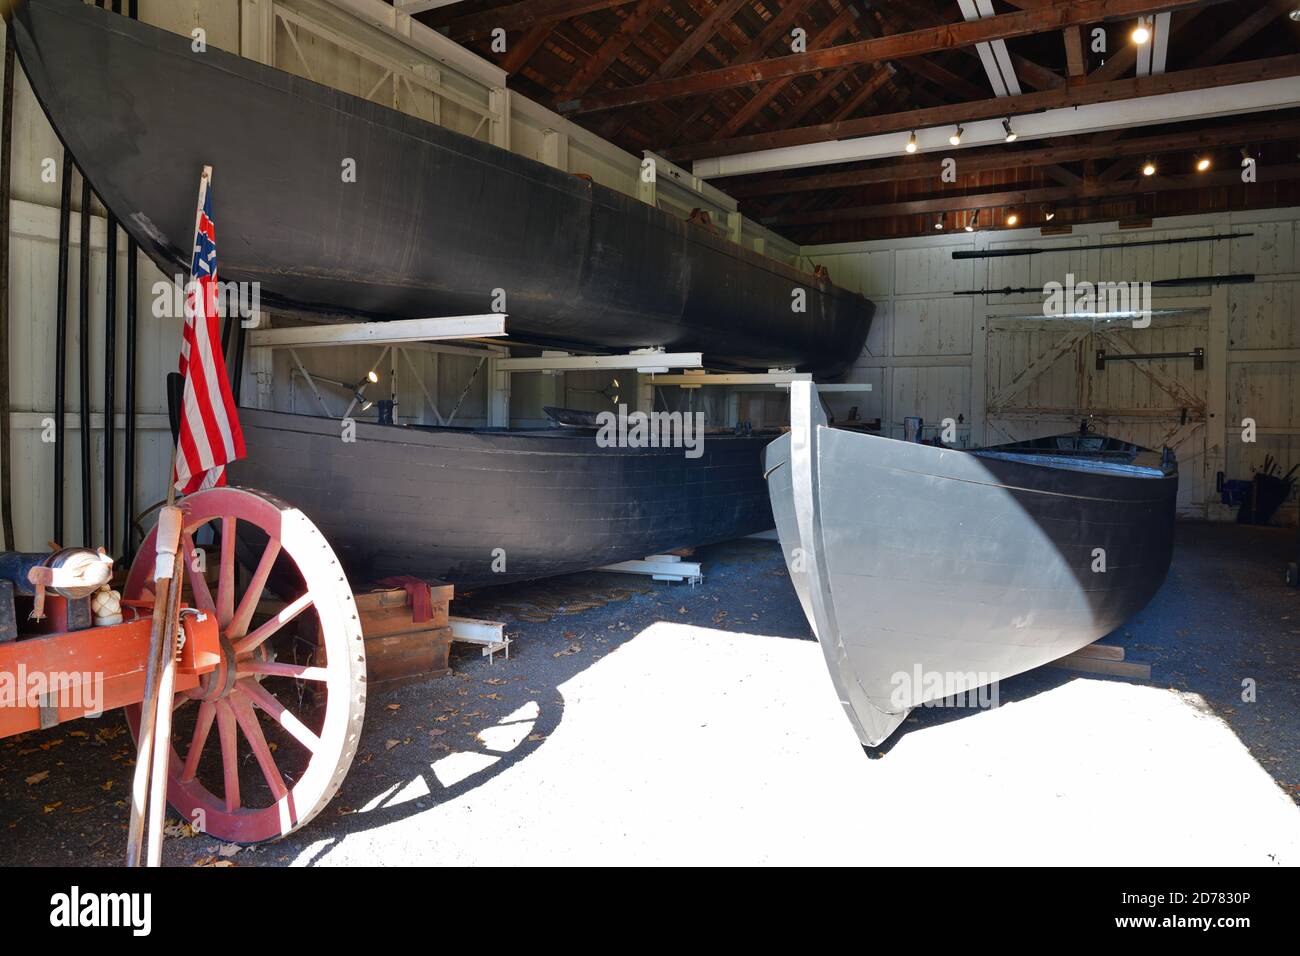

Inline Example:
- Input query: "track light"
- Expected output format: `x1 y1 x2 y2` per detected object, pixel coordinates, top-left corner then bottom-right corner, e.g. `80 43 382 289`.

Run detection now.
1042 204 1056 222
949 125 964 146
1132 19 1151 44
365 370 380 384
934 216 944 230
1002 119 1017 143
1142 161 1157 177
1290 6 1300 22
1196 157 1212 172
905 131 918 154
965 210 979 233
1006 212 1019 227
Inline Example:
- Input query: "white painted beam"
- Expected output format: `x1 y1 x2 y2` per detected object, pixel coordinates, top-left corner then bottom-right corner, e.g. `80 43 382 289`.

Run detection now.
958 0 1022 97
651 372 812 386
248 314 507 348
1137 11 1172 77
495 352 703 372
694 76 1300 178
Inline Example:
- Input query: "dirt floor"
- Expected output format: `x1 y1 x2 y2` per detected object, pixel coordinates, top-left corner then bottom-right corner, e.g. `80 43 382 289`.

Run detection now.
1 522 1297 866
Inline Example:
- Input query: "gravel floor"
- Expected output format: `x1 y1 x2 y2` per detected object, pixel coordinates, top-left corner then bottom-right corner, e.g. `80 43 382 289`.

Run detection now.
1 524 1296 866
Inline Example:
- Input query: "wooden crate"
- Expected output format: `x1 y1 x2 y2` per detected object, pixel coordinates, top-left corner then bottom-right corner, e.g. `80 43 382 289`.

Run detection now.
356 583 454 687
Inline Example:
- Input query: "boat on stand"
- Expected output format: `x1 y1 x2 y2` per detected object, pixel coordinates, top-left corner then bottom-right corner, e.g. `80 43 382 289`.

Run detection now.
764 383 1178 747
230 408 776 590
11 0 870 375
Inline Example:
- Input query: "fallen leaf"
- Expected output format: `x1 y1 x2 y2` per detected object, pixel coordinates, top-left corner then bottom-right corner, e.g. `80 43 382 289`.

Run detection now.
218 843 241 858
42 802 62 814
386 704 401 712
25 771 49 786
385 739 401 751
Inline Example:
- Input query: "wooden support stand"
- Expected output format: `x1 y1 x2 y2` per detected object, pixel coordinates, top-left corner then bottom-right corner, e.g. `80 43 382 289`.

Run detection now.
1048 642 1152 680
356 584 454 687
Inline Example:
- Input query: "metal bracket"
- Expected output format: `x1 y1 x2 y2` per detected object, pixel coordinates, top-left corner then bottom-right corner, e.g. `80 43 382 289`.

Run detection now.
1096 347 1204 371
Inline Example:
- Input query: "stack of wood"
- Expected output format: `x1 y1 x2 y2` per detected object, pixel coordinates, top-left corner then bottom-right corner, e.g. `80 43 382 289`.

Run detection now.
356 582 454 686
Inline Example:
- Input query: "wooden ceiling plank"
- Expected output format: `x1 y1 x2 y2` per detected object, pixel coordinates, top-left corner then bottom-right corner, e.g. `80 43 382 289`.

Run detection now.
559 0 1230 115
560 0 667 98
666 53 1300 162
501 22 556 74
721 117 1299 196
766 163 1300 226
449 0 636 42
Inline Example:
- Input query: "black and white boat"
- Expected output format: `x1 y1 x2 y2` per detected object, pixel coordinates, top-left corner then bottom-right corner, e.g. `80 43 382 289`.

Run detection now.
11 0 871 375
764 383 1177 746
229 408 775 589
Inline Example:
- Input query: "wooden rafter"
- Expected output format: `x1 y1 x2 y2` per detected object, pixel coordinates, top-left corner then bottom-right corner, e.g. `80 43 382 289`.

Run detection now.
558 0 1232 115
764 163 1300 226
447 0 635 43
722 117 1298 198
560 0 665 98
665 53 1300 161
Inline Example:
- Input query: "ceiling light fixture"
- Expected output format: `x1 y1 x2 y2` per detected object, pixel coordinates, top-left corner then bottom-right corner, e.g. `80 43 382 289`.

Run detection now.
1196 157 1212 172
1003 119 1017 142
905 131 918 154
1006 212 1019 227
1132 19 1151 44
1142 161 1157 176
949 125 964 146
1042 204 1056 222
1290 6 1300 22
965 210 979 233
934 216 945 230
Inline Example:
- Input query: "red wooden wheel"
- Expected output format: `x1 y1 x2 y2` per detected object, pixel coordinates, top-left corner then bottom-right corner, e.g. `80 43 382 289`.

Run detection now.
125 487 365 844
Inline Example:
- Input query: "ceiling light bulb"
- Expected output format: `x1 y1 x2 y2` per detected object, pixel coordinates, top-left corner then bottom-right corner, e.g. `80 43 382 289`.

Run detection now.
1142 161 1157 176
905 131 918 154
964 223 974 233
1003 119 1017 142
1132 21 1151 44
1290 6 1300 21
934 218 944 230
1043 206 1056 222
1196 157 1211 172
1006 213 1019 226
949 126 964 146
366 370 380 383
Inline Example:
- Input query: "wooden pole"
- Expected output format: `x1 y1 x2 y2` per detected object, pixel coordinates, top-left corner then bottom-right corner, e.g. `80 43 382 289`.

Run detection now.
127 166 212 866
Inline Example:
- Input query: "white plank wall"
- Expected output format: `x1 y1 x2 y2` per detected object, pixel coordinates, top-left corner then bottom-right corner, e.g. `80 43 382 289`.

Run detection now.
807 208 1300 521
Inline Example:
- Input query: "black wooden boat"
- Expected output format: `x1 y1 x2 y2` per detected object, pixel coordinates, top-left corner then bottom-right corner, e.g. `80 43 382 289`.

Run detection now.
11 0 871 375
765 383 1177 746
228 409 775 589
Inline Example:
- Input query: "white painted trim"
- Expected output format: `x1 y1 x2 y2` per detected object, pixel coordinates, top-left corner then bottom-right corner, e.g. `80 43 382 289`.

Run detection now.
495 352 704 372
695 77 1300 178
249 314 507 347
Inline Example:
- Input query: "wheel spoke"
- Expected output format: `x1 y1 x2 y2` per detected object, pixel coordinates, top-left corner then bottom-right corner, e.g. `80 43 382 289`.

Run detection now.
237 678 321 755
237 660 331 681
182 701 216 783
216 516 236 629
215 700 240 813
228 692 289 801
232 592 313 656
181 531 216 616
227 537 281 640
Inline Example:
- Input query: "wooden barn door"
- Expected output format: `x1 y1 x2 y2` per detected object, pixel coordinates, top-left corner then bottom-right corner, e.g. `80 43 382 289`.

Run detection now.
985 310 1208 515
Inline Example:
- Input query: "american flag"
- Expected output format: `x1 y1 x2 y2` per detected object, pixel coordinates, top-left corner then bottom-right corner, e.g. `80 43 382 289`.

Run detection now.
174 167 245 494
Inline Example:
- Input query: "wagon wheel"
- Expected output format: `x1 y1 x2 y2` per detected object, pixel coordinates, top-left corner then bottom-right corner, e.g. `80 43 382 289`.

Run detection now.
124 487 366 844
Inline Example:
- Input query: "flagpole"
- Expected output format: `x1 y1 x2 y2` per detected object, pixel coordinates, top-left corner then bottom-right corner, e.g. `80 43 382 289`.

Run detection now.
127 166 212 867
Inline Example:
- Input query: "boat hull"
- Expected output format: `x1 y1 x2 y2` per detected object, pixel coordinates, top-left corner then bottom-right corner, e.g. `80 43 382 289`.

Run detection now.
11 0 871 375
229 410 775 589
765 384 1177 746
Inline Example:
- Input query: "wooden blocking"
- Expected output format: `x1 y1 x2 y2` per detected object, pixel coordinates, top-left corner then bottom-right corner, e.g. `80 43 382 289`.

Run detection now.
1048 642 1151 681
356 584 454 687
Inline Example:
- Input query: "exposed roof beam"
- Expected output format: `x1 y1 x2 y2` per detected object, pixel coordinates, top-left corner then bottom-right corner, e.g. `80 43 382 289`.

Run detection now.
1189 0 1292 69
722 117 1296 197
655 0 820 144
957 0 1022 96
557 0 1229 115
1135 11 1170 76
500 22 555 74
765 164 1300 226
559 0 665 98
1062 24 1086 77
395 0 463 12
448 0 634 43
678 54 1300 172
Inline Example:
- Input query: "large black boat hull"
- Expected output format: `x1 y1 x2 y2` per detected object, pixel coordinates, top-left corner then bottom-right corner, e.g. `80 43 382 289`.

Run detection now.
765 384 1177 746
12 0 871 375
229 410 775 589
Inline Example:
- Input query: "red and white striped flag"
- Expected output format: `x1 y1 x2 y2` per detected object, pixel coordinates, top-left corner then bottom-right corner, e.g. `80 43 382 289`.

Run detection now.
174 166 245 494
